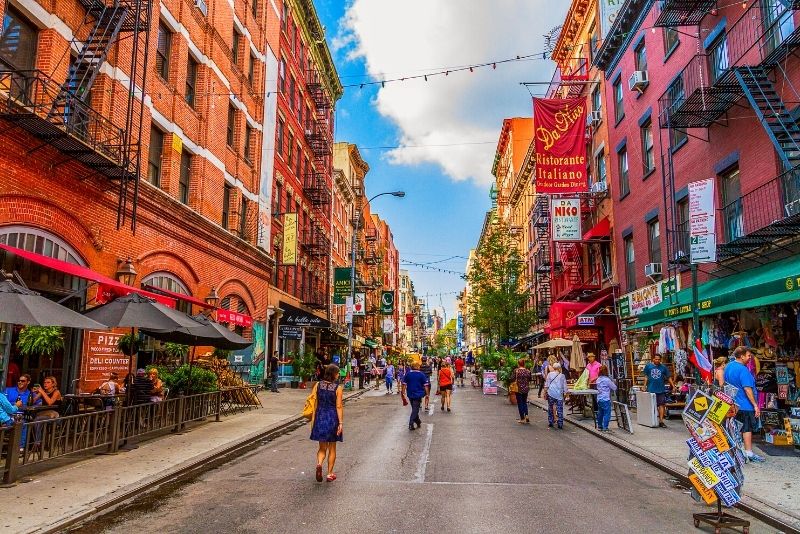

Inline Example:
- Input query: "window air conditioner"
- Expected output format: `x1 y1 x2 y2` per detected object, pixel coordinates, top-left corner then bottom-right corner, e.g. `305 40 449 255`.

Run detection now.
628 70 649 92
644 262 663 279
194 0 208 16
590 110 602 127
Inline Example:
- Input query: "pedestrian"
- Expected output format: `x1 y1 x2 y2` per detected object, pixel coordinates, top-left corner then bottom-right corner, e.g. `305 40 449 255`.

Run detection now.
438 358 454 412
311 364 344 482
537 355 555 398
466 350 475 373
643 354 674 428
595 365 617 431
385 361 395 393
269 351 280 393
586 352 601 412
401 361 430 430
512 359 532 424
714 356 727 387
454 354 466 387
543 362 567 429
724 347 765 463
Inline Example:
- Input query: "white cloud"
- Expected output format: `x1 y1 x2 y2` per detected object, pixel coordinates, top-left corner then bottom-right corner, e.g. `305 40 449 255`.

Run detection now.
337 0 567 186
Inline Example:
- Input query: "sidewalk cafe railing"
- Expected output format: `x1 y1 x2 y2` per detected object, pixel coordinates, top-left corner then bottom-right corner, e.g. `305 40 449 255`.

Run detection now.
0 385 261 484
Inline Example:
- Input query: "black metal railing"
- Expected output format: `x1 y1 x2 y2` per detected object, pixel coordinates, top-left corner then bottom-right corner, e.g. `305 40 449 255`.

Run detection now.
655 0 717 27
0 386 261 484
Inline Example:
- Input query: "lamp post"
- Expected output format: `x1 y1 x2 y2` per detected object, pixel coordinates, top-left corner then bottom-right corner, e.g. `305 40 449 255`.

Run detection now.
115 258 137 286
347 191 405 377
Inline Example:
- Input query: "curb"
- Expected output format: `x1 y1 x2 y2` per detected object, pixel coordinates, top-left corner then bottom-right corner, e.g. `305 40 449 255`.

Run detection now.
35 386 374 534
526 397 800 534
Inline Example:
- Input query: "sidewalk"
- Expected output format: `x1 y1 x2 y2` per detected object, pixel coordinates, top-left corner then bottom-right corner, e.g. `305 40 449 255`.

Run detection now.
0 386 366 534
526 395 800 532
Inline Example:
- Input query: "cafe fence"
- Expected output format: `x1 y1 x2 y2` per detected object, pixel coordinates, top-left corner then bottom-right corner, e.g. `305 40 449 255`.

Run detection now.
0 385 261 484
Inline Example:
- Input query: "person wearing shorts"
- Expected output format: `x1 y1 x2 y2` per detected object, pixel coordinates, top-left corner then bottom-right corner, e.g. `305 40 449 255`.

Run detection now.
724 347 765 463
438 360 454 412
454 355 465 387
643 354 673 427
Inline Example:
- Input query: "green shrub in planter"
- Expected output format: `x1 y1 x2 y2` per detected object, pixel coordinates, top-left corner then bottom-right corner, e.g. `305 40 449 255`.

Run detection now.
157 364 217 395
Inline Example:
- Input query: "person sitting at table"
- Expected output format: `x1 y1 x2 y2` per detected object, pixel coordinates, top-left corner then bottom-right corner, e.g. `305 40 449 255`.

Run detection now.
148 368 165 402
0 392 19 428
4 374 36 408
32 376 62 419
98 372 120 410
131 369 153 405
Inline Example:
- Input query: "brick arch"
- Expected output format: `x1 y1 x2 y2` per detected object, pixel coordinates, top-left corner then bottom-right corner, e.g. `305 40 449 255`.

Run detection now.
0 194 98 262
217 278 256 313
136 250 201 286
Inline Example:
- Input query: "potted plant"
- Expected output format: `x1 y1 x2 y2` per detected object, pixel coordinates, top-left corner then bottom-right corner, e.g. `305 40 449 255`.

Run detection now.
117 333 139 356
498 350 521 404
163 342 189 364
295 348 318 388
17 326 64 375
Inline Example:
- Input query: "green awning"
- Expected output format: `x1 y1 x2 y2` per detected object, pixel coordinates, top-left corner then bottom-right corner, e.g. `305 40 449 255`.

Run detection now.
627 256 800 329
364 339 379 349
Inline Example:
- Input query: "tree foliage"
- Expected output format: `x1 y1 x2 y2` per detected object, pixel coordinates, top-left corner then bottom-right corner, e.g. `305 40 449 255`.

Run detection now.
467 221 536 347
431 318 457 356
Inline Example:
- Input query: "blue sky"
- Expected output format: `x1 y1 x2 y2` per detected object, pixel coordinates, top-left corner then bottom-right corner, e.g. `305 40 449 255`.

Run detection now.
316 1 567 318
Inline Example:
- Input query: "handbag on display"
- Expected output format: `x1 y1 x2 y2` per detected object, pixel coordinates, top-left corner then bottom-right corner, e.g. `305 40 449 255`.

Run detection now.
302 382 319 420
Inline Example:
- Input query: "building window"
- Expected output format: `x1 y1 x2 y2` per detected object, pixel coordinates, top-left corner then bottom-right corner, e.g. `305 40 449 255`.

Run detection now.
663 28 679 57
185 55 198 107
618 146 630 197
591 85 601 114
624 235 636 291
156 22 172 80
289 75 296 111
232 29 241 66
634 41 647 73
287 133 294 167
641 119 654 174
227 103 236 148
720 166 743 242
589 24 598 63
0 7 38 71
670 126 687 149
281 2 288 32
279 58 286 92
295 145 302 177
179 150 191 204
147 127 164 187
274 181 282 213
709 35 730 83
249 52 256 84
676 198 690 259
251 0 258 17
277 118 285 157
222 183 232 229
239 197 249 239
244 124 253 164
594 149 606 186
613 78 624 123
647 219 661 265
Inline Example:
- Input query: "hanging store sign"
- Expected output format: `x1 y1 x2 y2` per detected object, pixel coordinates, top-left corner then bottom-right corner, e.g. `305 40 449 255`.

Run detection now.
533 97 588 193
577 315 595 326
551 198 581 241
406 313 414 327
216 308 253 327
383 318 395 334
279 301 331 328
333 267 351 305
279 325 303 340
600 0 625 38
353 293 366 316
689 179 717 264
380 291 395 314
617 278 681 319
282 213 298 265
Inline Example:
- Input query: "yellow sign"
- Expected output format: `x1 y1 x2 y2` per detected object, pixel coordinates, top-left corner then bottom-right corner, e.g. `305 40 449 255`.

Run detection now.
689 474 718 504
694 396 709 412
172 133 183 153
688 457 720 489
282 213 297 265
709 422 731 452
706 399 731 425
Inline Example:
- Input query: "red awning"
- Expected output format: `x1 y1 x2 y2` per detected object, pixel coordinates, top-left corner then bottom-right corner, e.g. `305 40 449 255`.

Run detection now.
582 216 611 241
564 293 614 328
0 243 176 307
548 301 587 330
142 284 214 309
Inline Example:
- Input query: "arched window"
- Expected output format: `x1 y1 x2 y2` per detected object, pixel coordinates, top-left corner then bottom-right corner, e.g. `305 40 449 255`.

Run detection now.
0 225 86 293
142 272 191 314
219 294 252 340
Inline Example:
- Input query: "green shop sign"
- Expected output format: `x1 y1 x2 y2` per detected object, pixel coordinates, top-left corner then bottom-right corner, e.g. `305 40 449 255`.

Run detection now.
333 267 352 305
380 291 395 314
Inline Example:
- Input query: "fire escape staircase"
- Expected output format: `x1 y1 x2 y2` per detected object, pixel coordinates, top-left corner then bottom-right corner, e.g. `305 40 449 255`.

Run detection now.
533 196 552 320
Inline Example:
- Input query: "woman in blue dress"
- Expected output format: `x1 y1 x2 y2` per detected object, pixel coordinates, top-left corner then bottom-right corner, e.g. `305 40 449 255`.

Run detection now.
310 364 344 482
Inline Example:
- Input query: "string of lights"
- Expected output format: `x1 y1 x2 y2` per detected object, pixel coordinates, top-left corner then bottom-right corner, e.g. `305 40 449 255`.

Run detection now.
401 260 465 277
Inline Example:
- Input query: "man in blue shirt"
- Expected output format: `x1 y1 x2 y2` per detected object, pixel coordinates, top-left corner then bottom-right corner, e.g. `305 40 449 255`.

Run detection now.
401 361 430 431
724 346 765 463
643 355 674 428
4 374 35 408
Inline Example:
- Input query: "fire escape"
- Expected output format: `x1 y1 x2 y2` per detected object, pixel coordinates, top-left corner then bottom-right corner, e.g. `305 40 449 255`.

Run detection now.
302 64 334 310
533 196 552 320
657 0 800 270
0 0 151 230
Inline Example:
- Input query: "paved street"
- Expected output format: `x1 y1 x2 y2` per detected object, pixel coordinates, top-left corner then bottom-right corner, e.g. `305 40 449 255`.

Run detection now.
69 380 773 534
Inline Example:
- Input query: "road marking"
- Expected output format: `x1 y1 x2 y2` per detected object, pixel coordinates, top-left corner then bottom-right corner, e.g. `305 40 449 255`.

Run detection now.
414 423 434 483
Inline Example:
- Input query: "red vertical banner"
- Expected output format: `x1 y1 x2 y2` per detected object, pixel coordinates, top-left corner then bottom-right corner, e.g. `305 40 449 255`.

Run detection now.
533 97 588 193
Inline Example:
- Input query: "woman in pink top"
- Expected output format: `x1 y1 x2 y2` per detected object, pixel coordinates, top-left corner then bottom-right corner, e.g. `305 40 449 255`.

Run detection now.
585 353 601 387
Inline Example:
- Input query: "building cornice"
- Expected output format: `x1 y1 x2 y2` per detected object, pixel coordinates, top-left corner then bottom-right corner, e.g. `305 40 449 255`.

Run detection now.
553 0 593 64
291 0 344 102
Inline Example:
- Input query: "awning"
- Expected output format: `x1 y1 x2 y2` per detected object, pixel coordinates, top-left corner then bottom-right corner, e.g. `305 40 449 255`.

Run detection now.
548 301 587 330
364 339 379 349
564 292 614 328
0 243 175 307
278 301 331 328
582 216 611 241
142 284 214 309
628 255 800 330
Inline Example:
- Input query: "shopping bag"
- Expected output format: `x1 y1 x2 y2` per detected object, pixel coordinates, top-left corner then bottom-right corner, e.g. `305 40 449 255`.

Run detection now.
302 382 318 420
573 369 590 390
401 394 408 406
509 381 519 394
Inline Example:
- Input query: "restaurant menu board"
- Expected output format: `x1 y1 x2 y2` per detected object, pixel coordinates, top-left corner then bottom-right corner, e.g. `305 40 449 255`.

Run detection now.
80 330 133 394
683 389 746 507
482 370 498 395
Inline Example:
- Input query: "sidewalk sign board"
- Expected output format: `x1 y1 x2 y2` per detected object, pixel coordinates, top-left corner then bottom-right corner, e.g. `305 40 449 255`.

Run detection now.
482 370 498 395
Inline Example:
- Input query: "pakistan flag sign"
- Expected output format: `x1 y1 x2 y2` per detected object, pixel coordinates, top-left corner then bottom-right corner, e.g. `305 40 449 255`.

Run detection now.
333 267 351 305
381 291 395 314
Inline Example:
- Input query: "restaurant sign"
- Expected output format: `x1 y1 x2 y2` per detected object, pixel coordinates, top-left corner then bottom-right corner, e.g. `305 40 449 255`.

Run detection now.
533 97 588 193
551 198 581 241
79 330 132 394
216 309 253 327
333 267 351 305
617 278 680 319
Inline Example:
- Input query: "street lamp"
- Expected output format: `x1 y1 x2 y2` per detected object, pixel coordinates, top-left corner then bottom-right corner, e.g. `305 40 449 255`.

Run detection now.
115 258 137 286
347 191 405 378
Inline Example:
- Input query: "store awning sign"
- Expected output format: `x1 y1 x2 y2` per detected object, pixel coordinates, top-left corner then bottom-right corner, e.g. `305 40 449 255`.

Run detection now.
279 301 331 328
617 278 680 319
216 308 253 327
689 179 717 264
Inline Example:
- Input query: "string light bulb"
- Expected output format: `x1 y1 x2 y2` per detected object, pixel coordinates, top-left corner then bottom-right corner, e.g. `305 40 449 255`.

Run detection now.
424 75 428 81
492 63 496 69
469 67 473 73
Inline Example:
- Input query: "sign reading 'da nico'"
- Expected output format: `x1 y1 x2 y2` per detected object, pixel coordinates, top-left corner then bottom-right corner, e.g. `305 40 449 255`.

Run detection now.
551 198 581 241
533 97 588 193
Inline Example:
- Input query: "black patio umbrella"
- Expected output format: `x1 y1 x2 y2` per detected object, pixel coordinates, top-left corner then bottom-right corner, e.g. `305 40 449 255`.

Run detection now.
0 279 108 329
83 293 199 402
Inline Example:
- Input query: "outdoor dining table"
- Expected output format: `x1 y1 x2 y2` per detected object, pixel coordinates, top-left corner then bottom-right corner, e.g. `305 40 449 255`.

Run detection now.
566 388 598 424
61 393 126 415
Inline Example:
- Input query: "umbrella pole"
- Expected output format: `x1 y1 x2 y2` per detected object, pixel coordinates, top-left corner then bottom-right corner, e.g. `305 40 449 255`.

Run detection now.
126 327 135 407
187 344 196 395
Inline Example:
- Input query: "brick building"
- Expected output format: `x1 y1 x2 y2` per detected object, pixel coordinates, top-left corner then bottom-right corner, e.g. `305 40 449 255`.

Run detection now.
0 0 280 388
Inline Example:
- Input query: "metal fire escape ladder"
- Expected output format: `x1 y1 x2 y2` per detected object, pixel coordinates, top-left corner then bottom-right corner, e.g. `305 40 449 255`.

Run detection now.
735 66 800 168
533 196 552 320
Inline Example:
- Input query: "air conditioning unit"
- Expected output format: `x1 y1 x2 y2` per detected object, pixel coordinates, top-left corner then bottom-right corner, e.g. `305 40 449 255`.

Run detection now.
628 70 649 92
194 0 208 16
590 180 608 193
589 110 602 127
644 262 663 279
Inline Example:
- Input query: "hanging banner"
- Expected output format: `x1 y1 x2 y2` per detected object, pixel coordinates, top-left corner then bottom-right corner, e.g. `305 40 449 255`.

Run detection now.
282 213 298 265
533 97 588 193
380 291 395 314
689 179 717 264
353 293 366 315
551 198 581 240
346 296 354 324
333 267 351 305
406 313 414 327
216 308 254 327
382 318 395 334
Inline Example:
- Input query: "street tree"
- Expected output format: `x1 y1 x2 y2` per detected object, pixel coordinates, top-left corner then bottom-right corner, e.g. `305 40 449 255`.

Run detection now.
431 318 457 356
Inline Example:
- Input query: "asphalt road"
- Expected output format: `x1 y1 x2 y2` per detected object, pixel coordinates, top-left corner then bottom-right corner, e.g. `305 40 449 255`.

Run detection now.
71 377 774 534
